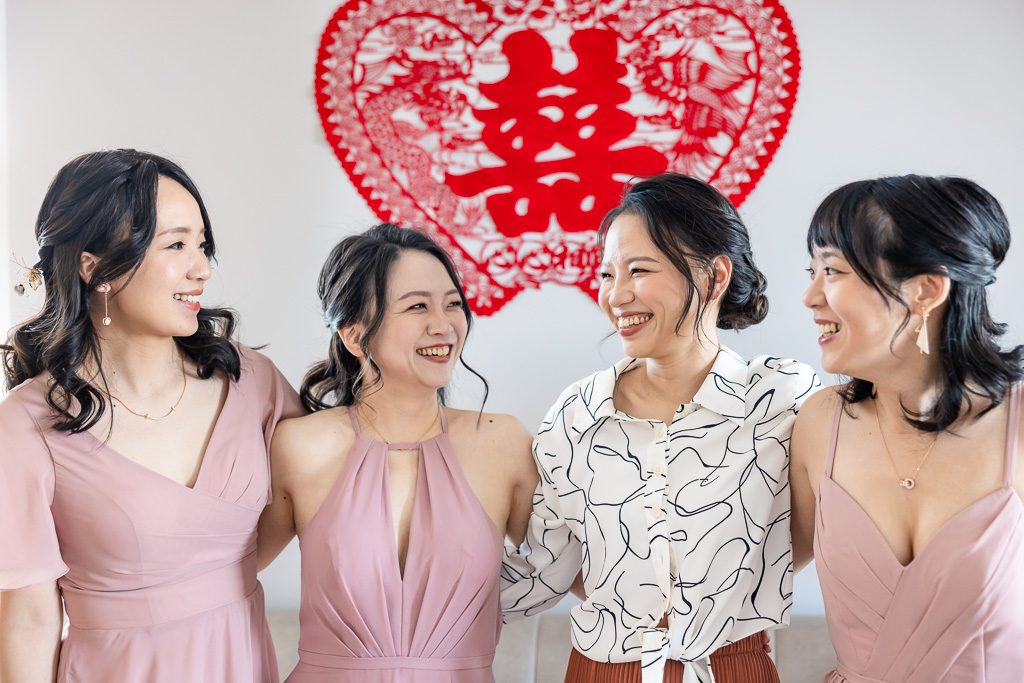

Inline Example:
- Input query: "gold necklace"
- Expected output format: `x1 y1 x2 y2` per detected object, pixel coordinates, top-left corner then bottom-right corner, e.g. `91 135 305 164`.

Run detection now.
361 404 441 444
873 401 939 490
109 355 187 421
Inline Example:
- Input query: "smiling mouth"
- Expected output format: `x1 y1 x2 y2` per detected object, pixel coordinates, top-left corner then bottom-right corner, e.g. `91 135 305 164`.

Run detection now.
173 294 201 303
417 345 451 357
618 314 652 330
818 322 841 339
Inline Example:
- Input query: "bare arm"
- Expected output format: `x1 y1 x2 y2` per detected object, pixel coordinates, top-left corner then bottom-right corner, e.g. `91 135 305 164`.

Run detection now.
568 571 586 600
790 389 833 572
0 582 62 683
256 420 299 571
501 418 539 547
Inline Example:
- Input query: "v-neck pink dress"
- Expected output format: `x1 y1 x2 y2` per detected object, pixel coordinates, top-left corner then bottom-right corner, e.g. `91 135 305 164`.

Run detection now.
0 345 303 682
286 406 504 683
814 382 1024 682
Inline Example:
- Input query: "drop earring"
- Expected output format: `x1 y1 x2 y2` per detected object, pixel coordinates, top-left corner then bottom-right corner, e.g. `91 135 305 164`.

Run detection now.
914 307 930 355
96 283 112 326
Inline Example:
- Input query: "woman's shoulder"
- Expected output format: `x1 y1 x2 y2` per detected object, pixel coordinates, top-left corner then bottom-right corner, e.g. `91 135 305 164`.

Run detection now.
743 354 821 408
230 342 298 396
275 406 354 447
790 385 845 468
793 384 845 435
0 378 49 425
232 342 275 375
271 406 356 471
445 408 535 479
0 380 55 461
446 407 532 446
545 361 627 422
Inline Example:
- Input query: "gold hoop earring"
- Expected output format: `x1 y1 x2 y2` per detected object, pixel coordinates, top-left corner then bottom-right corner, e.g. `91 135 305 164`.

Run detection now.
96 283 112 326
914 307 930 355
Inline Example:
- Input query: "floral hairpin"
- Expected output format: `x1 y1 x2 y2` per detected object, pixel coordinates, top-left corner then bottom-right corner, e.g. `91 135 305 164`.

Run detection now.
10 254 44 296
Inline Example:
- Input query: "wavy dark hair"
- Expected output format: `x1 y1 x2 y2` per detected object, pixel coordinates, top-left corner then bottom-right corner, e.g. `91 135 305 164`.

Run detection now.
300 223 488 413
598 173 769 333
807 174 1024 432
2 149 241 433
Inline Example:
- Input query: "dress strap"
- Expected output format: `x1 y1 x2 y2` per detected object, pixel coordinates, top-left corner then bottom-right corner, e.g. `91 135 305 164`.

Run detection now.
1003 382 1021 488
348 405 362 435
439 405 449 434
824 397 844 478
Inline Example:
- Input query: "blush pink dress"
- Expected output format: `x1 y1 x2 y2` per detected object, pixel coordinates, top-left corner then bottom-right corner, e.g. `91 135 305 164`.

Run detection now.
0 346 302 682
814 382 1024 682
286 405 504 683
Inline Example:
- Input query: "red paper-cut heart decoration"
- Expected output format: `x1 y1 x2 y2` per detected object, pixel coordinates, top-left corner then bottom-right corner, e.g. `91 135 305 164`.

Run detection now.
316 0 800 314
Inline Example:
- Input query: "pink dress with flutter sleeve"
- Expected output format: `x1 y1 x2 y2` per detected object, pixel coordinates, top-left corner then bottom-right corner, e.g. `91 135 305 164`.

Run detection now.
0 345 302 683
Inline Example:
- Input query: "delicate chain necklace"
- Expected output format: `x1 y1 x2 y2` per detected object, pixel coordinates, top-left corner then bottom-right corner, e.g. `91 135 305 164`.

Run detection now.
873 400 939 490
361 404 441 445
108 355 187 421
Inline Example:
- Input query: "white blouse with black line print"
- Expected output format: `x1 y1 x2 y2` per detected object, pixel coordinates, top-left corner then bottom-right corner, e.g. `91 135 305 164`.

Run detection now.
501 346 820 683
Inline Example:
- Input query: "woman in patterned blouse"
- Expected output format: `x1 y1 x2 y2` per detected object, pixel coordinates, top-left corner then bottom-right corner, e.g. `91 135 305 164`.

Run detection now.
501 173 819 683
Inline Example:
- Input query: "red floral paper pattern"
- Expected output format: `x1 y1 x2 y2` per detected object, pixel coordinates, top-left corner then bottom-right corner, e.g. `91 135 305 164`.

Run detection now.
316 0 800 314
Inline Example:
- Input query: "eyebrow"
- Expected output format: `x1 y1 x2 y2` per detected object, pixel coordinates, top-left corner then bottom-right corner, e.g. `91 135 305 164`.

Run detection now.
813 246 841 259
600 256 661 269
157 226 195 237
396 288 460 302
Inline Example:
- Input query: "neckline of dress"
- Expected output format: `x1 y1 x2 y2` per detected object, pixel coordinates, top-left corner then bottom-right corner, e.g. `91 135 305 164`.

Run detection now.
348 404 448 450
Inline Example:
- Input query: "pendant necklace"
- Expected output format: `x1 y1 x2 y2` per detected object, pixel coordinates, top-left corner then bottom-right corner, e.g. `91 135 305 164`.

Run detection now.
873 400 938 490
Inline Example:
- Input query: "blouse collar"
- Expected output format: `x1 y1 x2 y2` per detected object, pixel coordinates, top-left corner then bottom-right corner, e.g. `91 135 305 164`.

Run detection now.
571 345 748 433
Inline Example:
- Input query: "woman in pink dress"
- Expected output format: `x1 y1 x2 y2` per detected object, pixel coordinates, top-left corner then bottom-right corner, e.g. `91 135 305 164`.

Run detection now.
0 149 302 682
790 175 1024 681
257 223 539 682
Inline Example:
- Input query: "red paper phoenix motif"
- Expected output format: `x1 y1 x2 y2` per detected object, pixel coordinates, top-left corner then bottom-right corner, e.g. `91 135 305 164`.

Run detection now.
316 0 800 314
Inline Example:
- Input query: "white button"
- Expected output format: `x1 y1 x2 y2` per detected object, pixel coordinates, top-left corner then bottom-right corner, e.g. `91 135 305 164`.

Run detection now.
656 424 667 439
653 464 666 476
651 506 663 518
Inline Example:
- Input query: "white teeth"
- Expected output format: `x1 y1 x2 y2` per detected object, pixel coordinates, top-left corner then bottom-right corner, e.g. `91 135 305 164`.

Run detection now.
618 314 652 329
818 323 841 335
173 294 200 303
417 345 451 357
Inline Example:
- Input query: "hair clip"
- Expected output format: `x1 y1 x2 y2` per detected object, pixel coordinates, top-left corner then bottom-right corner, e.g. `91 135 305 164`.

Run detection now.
10 254 44 296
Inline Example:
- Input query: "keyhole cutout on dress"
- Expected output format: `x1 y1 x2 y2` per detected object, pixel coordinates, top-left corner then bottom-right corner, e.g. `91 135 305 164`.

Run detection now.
385 445 421 579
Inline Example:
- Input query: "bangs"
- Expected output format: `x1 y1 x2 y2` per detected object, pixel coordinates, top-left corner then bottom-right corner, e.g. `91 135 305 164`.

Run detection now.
807 180 902 303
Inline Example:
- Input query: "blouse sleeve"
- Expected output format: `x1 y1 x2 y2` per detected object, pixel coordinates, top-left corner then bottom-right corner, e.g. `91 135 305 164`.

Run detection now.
0 389 69 590
747 356 821 496
738 357 820 622
500 389 584 622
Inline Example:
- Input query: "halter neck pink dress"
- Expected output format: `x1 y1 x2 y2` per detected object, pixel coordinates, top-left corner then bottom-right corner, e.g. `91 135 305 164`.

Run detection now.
814 382 1024 682
287 405 504 683
0 346 302 682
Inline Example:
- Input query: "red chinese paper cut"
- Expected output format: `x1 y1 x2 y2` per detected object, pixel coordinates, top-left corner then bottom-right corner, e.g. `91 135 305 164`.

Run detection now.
316 0 801 314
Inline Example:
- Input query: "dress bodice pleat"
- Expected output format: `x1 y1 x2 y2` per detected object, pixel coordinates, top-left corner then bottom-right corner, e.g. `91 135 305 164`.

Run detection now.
814 383 1024 682
289 406 504 683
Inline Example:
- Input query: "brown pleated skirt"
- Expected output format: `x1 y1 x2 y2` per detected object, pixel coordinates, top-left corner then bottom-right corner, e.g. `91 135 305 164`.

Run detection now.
563 632 779 683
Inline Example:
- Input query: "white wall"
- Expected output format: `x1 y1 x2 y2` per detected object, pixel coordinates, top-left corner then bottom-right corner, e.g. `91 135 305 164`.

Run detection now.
5 0 1023 616
1 0 9 334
